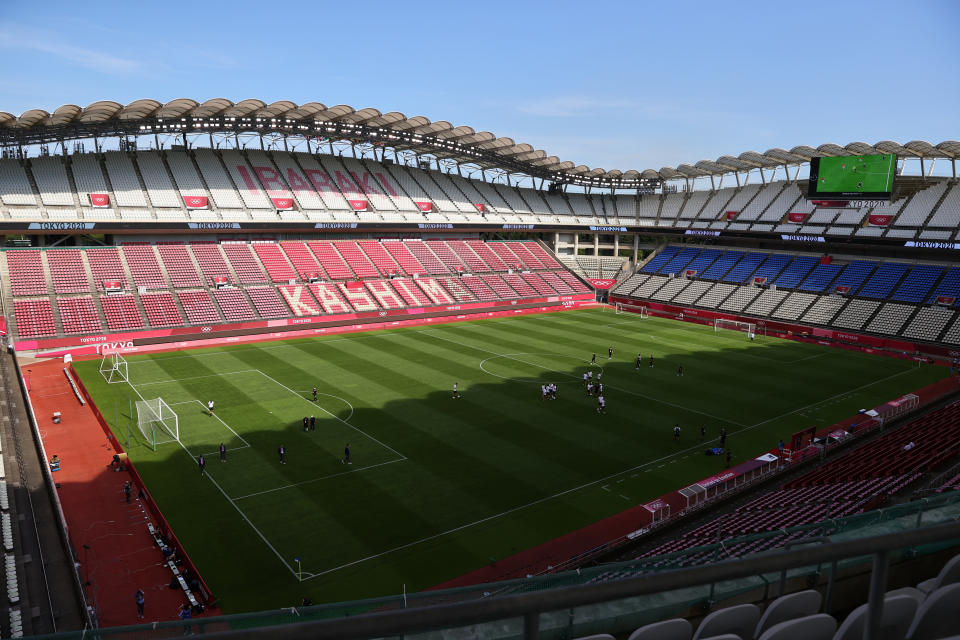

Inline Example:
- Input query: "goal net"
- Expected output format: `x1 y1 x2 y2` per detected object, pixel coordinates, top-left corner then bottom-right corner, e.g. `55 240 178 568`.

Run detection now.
714 319 757 339
100 352 129 384
615 302 648 318
136 397 179 450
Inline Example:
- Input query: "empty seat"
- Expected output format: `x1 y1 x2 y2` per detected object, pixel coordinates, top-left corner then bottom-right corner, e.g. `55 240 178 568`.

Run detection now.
694 603 760 640
140 292 185 327
916 553 960 595
755 590 822 639
628 618 692 640
759 614 836 640
100 294 145 331
906 583 960 640
58 297 103 334
832 593 918 640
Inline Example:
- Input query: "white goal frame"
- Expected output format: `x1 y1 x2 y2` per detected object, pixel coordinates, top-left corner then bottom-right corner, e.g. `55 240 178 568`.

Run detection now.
99 352 129 384
136 397 179 451
615 302 648 318
714 318 757 339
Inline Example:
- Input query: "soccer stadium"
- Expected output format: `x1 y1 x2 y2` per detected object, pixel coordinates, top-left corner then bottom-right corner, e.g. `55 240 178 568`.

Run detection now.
1 6 959 640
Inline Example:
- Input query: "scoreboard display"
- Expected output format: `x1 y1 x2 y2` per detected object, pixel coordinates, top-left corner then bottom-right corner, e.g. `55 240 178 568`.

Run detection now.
808 153 896 199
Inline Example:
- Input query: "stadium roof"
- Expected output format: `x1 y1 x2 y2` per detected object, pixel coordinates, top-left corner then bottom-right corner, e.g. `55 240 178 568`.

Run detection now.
0 98 957 189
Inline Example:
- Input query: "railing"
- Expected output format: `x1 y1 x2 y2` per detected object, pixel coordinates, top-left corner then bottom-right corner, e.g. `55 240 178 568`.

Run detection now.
183 521 960 640
20 497 960 639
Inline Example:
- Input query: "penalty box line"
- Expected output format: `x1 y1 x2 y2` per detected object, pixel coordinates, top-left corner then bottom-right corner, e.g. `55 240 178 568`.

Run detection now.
122 377 304 580
253 369 408 462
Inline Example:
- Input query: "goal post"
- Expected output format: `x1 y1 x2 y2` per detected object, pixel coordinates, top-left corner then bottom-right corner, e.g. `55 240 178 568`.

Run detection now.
714 318 757 339
135 397 179 451
615 302 648 318
100 352 129 384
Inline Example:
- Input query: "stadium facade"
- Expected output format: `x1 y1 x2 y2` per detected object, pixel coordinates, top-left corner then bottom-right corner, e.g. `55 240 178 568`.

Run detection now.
0 99 958 638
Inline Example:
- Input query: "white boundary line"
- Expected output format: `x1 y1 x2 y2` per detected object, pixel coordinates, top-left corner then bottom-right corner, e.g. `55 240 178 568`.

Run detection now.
254 370 408 462
232 458 407 501
133 369 260 387
108 308 924 579
122 377 305 579
295 363 920 579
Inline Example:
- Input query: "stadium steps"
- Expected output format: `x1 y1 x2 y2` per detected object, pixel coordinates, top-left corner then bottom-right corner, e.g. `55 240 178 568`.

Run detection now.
127 152 159 218
110 247 145 322
183 151 220 214
210 243 245 284
22 158 49 219
62 155 86 211
94 153 126 220
918 182 957 229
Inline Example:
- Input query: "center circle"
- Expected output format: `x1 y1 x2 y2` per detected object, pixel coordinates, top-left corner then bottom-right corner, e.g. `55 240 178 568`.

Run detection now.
479 353 604 383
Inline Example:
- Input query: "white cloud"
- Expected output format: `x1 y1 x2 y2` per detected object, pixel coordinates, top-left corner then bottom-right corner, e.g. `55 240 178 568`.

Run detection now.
0 24 141 74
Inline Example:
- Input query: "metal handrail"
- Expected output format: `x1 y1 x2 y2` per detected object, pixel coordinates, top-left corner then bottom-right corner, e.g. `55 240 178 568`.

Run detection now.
207 520 960 640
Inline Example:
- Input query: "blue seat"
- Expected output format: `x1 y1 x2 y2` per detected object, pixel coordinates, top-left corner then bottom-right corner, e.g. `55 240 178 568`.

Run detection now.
831 261 878 294
724 252 767 283
702 251 745 280
798 264 842 292
773 257 820 289
891 265 944 303
858 263 909 299
642 246 680 274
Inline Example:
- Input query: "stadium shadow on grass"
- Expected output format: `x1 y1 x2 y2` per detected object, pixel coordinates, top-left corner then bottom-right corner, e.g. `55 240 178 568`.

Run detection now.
71 310 948 612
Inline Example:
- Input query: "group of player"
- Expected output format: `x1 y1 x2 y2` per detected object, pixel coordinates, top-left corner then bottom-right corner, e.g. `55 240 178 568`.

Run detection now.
540 382 558 401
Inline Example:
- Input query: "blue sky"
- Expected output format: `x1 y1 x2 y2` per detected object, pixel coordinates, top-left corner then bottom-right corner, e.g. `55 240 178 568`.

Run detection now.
0 0 957 173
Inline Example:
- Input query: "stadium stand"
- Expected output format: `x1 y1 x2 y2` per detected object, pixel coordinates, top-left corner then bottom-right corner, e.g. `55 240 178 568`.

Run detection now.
140 292 185 327
100 294 145 331
57 297 103 334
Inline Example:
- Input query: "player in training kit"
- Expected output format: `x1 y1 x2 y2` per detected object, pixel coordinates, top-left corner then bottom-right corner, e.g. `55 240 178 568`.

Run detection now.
649 355 654 368
343 443 351 465
548 383 557 400
583 372 589 386
636 353 642 369
278 445 286 464
219 442 226 462
303 416 309 432
674 424 681 440
608 346 613 360
591 352 597 364
700 425 706 442
541 384 548 402
677 365 683 377
309 415 315 431
207 400 214 416
452 382 462 399
597 395 606 414
312 386 318 401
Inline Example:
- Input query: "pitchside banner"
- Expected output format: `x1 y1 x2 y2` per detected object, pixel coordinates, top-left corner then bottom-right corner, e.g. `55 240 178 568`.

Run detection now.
587 279 617 289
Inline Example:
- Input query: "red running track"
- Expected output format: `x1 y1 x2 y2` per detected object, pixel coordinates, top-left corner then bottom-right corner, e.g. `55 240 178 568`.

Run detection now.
27 360 202 627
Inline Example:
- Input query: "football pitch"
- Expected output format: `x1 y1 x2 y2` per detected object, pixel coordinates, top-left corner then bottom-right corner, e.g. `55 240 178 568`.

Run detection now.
73 308 948 611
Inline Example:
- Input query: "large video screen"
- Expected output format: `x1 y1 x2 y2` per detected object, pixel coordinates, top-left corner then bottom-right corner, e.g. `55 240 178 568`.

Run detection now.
808 153 896 199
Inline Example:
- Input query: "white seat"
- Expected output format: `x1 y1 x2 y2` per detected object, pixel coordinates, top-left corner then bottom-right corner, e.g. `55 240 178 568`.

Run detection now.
832 593 919 640
906 583 960 640
628 618 692 640
758 614 836 640
755 590 822 639
916 552 960 595
694 603 760 640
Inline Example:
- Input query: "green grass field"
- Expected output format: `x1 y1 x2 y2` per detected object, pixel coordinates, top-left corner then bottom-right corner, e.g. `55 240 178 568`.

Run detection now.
72 308 948 612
